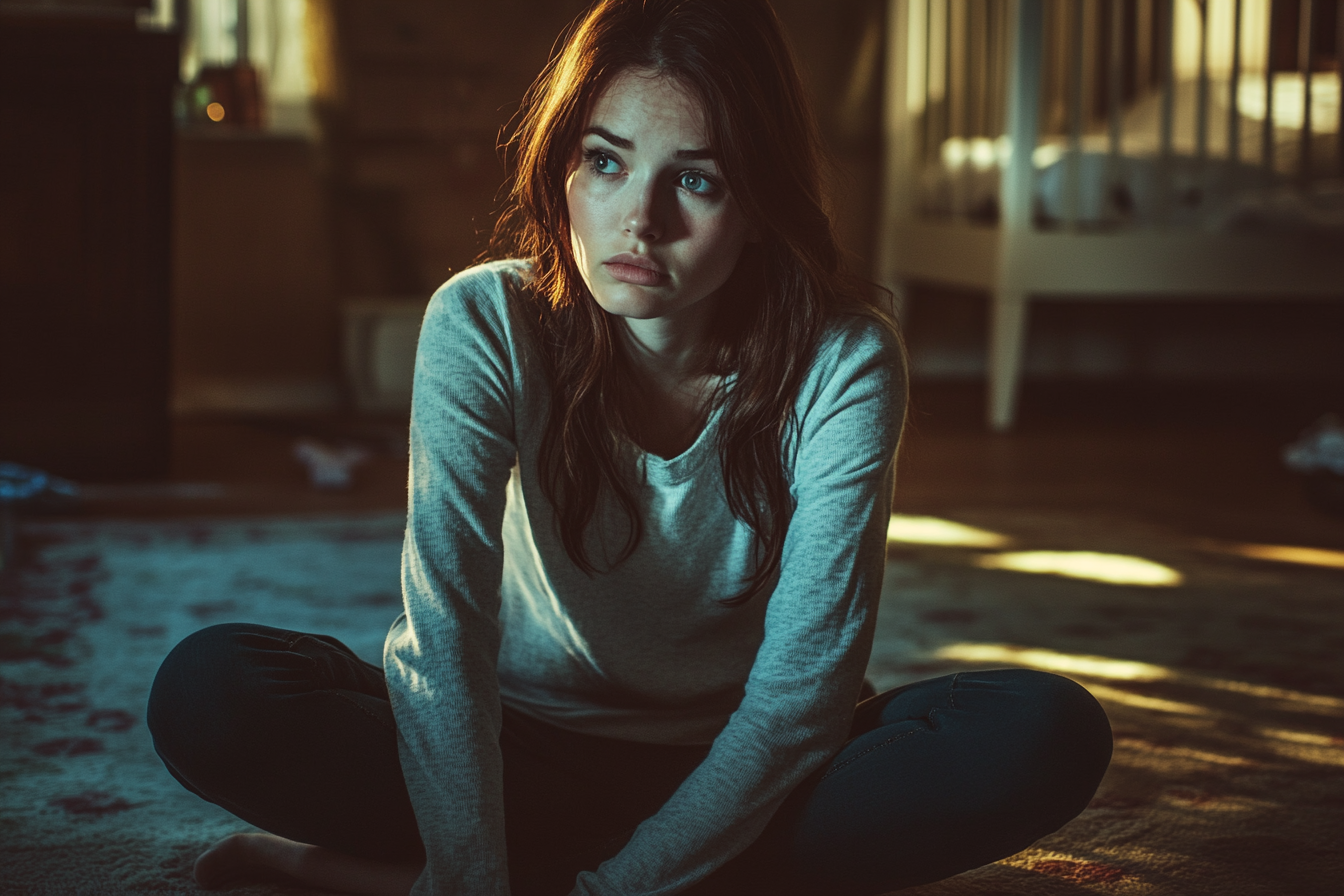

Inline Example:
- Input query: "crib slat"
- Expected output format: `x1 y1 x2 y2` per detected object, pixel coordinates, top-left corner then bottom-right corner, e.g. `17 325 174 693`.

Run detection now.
1228 0 1243 166
1137 0 1152 95
1108 0 1123 162
1004 0 1045 229
964 0 976 138
1297 0 1314 183
945 0 955 148
949 0 960 147
1159 0 1174 160
961 0 975 140
1195 0 1210 163
1261 4 1275 176
998 0 1011 137
986 0 1001 137
974 0 989 136
1106 0 1124 223
924 0 936 165
1080 0 1099 137
1158 0 1174 221
992 0 1005 135
974 0 982 136
1065 0 1086 228
1338 0 1344 174
986 0 997 135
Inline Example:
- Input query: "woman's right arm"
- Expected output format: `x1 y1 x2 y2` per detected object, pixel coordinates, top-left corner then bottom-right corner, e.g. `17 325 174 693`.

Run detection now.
383 266 521 896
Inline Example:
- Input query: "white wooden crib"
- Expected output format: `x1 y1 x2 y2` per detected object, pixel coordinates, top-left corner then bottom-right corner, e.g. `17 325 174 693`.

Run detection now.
876 0 1344 430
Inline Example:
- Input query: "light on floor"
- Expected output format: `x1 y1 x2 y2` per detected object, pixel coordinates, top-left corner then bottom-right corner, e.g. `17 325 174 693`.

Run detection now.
886 514 1010 548
974 550 1183 586
934 643 1168 681
932 643 1344 715
1086 683 1214 717
1204 541 1344 571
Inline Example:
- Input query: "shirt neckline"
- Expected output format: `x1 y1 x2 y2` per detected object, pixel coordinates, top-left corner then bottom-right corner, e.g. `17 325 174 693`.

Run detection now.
636 397 725 486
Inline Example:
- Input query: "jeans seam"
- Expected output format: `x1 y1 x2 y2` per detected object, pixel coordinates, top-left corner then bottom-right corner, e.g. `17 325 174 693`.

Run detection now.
949 672 961 710
330 688 396 734
287 634 326 684
284 634 388 724
820 728 922 781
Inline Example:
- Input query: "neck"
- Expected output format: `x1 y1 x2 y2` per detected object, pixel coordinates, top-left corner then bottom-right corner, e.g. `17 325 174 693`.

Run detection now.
614 300 723 459
619 300 716 386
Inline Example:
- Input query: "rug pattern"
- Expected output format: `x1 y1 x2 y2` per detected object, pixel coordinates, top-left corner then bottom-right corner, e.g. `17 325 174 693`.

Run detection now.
1 511 1341 895
1 516 404 896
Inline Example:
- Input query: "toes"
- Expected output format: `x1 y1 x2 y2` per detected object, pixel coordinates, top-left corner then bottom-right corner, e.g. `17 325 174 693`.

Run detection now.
193 833 250 889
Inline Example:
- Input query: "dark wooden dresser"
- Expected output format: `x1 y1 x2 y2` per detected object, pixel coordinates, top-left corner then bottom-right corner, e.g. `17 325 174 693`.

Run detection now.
0 20 177 480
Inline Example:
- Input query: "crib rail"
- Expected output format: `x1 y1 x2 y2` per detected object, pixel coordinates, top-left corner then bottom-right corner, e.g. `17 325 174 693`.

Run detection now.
896 0 1344 230
877 0 1344 433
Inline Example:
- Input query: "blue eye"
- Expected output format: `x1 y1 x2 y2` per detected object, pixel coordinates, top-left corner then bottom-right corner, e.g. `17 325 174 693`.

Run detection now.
584 149 621 176
679 171 716 195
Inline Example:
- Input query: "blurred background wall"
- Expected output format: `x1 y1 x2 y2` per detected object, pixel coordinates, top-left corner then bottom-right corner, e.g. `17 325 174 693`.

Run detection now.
167 0 891 415
1 0 1340 479
163 0 1344 415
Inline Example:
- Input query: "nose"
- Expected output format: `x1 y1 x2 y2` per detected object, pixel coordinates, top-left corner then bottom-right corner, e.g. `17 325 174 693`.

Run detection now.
624 177 665 242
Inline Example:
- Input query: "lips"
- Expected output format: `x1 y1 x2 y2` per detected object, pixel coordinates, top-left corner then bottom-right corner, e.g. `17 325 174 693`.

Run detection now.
603 253 667 286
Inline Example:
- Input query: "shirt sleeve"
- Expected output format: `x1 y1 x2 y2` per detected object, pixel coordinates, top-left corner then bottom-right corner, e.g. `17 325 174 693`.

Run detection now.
571 318 907 896
384 266 520 896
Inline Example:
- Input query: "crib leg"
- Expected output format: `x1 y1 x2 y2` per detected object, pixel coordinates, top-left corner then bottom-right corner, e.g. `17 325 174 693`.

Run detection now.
988 288 1029 432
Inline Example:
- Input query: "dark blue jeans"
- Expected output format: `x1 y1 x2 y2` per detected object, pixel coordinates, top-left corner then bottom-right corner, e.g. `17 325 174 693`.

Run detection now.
147 624 1111 895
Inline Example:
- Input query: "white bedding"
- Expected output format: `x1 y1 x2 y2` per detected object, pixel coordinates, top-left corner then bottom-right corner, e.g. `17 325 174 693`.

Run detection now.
917 79 1344 233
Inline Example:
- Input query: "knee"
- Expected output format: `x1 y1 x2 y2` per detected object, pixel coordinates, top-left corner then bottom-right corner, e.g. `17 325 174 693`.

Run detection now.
1018 670 1111 762
987 669 1113 811
147 623 271 766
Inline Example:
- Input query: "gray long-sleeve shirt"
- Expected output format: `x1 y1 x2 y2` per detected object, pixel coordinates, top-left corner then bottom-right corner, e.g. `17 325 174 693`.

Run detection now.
384 260 904 895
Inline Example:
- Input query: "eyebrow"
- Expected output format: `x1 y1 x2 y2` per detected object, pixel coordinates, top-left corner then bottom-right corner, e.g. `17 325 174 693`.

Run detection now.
584 126 715 161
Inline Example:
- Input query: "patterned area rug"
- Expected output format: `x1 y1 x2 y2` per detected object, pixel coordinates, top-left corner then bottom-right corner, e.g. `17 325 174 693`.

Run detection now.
1 511 1341 895
0 515 404 896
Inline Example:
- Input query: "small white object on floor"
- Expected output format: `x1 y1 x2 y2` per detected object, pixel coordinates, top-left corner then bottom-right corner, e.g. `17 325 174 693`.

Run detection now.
1283 413 1344 476
294 439 371 490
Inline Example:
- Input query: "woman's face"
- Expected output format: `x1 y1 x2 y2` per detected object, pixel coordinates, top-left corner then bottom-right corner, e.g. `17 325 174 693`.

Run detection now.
565 68 754 328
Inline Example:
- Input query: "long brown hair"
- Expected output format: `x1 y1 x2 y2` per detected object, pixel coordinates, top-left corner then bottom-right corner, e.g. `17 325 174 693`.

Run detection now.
493 0 902 602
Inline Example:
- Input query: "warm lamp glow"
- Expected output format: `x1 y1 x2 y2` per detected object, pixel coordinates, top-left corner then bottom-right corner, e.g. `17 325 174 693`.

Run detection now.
886 514 1010 548
974 550 1183 586
206 102 226 122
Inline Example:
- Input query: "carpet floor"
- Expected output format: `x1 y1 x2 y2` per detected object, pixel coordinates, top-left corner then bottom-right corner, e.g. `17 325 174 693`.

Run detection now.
1 510 1340 895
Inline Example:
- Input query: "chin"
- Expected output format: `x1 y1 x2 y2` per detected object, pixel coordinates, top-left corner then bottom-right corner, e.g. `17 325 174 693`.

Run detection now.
589 283 671 320
593 296 665 321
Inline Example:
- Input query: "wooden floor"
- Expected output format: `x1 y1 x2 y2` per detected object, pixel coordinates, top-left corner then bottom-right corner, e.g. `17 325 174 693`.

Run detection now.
896 381 1344 549
35 381 1344 552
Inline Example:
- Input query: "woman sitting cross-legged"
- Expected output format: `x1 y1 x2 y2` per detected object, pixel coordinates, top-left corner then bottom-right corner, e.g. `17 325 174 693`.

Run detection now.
147 1 1112 893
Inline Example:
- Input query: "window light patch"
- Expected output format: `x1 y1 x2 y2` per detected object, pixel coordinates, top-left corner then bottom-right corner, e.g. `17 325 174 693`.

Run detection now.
1204 540 1344 571
886 514 1010 548
932 643 1344 714
975 550 1183 586
934 643 1168 682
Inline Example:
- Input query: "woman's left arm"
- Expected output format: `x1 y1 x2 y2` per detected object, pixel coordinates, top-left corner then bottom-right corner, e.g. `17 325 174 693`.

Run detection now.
573 321 907 896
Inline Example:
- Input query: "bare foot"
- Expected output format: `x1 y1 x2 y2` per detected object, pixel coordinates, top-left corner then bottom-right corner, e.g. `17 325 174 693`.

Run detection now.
193 832 304 889
194 831 421 896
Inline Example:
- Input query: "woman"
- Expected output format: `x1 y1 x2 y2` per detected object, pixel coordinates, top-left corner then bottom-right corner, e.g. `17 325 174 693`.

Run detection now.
148 2 1112 894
